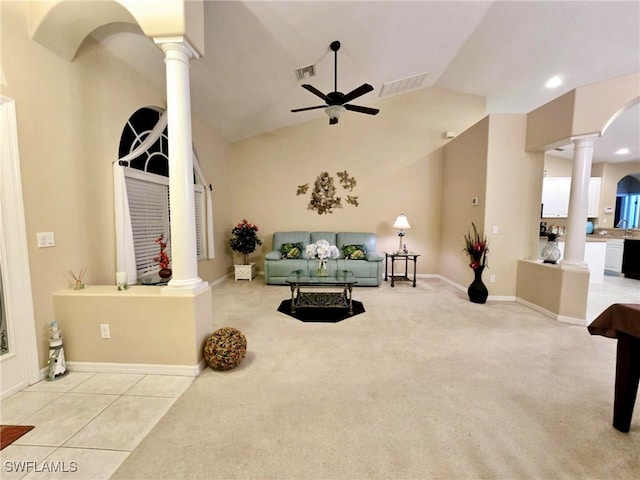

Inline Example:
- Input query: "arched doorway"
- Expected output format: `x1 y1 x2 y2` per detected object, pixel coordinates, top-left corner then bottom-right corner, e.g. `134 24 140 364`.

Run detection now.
615 174 640 229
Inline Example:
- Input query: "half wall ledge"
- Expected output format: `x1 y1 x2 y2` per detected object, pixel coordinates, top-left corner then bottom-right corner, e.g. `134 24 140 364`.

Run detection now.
516 259 590 325
52 285 213 376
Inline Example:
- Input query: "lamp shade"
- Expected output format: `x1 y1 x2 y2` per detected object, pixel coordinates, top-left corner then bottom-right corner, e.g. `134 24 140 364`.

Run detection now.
393 214 411 230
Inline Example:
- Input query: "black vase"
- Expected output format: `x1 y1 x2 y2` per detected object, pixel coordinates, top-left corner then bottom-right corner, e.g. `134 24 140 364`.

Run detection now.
467 266 488 304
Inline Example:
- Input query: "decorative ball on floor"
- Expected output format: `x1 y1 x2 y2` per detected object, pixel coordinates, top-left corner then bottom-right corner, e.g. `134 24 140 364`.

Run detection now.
203 327 247 370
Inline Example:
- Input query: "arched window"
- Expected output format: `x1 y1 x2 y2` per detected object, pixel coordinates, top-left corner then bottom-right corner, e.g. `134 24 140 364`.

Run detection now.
119 106 206 279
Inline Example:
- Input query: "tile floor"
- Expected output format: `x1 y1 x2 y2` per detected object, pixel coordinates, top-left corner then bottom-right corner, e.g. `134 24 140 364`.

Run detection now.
0 373 193 479
0 274 637 479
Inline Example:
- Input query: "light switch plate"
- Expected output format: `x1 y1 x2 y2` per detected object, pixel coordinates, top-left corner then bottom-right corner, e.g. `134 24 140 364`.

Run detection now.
37 232 55 248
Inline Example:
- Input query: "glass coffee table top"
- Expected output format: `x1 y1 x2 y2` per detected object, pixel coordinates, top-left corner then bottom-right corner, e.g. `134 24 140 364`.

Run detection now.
286 269 357 286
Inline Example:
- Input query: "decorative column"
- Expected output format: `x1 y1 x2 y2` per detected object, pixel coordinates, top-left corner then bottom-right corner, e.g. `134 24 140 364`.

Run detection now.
154 37 204 293
561 135 597 268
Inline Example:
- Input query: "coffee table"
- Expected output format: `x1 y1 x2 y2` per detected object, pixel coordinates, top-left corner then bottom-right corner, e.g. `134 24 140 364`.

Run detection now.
286 270 357 314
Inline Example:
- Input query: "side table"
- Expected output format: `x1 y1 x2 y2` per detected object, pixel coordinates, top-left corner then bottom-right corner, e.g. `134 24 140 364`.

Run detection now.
384 252 419 287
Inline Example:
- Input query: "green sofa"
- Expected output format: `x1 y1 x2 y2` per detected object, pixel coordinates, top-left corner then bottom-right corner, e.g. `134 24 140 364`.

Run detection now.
264 231 383 286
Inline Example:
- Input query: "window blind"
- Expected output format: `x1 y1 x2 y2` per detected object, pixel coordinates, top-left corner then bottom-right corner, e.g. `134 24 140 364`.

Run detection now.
125 172 171 276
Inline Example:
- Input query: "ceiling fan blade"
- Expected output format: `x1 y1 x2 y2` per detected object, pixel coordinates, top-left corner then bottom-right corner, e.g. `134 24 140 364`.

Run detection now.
301 84 330 102
291 105 326 113
344 104 380 116
341 83 374 104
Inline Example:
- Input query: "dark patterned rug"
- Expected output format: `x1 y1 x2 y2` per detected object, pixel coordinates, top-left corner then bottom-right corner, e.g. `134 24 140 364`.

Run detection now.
1 425 35 450
277 298 365 323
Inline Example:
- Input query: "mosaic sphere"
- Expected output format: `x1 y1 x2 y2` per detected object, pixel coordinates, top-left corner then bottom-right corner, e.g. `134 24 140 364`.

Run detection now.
203 327 247 370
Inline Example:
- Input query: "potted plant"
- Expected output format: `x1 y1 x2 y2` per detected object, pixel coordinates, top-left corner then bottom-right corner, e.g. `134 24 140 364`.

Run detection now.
154 233 172 279
229 219 262 281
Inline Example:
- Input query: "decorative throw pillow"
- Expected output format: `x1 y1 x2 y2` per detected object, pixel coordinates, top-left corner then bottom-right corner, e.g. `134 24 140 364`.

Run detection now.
281 242 303 259
343 244 367 260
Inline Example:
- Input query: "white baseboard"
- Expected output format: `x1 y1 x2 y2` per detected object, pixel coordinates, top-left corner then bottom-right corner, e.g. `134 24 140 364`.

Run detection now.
64 360 206 377
422 274 516 302
515 297 586 326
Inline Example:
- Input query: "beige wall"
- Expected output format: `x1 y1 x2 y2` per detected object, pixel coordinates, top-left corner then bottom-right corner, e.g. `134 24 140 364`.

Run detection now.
440 115 544 296
439 117 489 287
516 260 590 322
53 286 212 368
1 1 230 368
485 114 544 295
526 73 640 151
230 87 487 272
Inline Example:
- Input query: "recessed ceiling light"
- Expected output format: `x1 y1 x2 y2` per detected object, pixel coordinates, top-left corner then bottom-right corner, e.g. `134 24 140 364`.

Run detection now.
545 75 563 88
616 148 630 155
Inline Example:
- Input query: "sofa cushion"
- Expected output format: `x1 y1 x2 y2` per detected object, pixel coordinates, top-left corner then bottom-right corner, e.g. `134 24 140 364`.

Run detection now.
280 242 304 259
343 244 367 260
311 232 337 245
272 232 311 259
337 232 377 259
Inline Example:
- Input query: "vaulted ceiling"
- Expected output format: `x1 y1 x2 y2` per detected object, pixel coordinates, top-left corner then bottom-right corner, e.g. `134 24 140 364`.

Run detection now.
93 1 640 163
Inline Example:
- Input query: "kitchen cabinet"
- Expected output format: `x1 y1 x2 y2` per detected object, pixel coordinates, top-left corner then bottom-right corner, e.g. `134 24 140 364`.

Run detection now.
622 239 640 279
541 177 601 218
605 239 624 274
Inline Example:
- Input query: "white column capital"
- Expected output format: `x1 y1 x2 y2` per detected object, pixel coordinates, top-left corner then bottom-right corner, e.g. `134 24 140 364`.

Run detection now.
570 133 600 147
153 36 200 60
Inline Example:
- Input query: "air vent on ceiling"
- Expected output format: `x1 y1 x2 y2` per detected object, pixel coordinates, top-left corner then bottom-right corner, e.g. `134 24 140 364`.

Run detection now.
379 72 428 98
295 65 316 81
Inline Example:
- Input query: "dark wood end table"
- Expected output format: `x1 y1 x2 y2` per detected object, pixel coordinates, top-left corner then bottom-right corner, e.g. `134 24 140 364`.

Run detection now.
384 252 419 287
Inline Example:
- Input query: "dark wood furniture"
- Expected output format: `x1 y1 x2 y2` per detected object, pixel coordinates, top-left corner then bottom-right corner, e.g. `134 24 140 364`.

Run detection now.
384 252 419 287
622 239 640 279
588 303 640 432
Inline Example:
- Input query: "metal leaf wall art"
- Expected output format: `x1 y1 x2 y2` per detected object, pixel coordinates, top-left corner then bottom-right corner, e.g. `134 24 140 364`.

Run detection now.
297 170 359 215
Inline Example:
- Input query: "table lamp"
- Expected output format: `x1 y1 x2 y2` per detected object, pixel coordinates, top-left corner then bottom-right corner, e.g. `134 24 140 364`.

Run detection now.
392 214 411 253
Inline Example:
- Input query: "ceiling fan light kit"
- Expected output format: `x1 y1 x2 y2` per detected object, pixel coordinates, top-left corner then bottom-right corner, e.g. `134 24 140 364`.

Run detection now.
291 40 380 125
325 105 345 125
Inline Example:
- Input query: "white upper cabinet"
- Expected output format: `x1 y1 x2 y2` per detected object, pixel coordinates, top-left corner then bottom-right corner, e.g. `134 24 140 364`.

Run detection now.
541 177 601 218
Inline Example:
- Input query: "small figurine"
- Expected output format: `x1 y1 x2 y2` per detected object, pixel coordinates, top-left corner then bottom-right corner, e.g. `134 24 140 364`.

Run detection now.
46 320 67 380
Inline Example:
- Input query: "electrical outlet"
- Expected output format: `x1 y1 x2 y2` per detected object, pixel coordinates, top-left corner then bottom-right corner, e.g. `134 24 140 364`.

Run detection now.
492 225 499 234
489 274 496 283
100 324 111 339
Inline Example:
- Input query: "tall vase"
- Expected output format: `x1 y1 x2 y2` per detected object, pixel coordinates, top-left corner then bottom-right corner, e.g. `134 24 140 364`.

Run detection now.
467 266 488 304
316 259 328 277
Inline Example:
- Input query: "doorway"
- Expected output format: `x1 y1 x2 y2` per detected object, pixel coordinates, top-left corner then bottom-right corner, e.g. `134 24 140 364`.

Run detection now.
0 97 39 399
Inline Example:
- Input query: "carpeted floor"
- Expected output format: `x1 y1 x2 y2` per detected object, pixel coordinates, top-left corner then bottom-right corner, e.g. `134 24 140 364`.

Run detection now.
111 277 639 479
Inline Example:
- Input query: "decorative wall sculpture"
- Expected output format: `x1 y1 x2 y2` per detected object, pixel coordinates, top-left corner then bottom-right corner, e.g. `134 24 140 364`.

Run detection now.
298 170 359 215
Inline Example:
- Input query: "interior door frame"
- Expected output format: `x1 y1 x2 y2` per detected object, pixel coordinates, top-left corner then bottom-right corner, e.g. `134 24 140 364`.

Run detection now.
1 96 40 399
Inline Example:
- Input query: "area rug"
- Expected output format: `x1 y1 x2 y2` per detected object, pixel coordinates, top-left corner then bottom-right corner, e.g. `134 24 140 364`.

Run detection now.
1 425 35 450
277 299 365 322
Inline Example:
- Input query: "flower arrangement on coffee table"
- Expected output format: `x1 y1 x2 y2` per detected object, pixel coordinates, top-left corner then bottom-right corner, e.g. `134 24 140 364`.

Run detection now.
306 239 339 276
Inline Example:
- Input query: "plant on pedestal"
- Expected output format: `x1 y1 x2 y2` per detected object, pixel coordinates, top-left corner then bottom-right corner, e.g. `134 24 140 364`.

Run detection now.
229 219 262 280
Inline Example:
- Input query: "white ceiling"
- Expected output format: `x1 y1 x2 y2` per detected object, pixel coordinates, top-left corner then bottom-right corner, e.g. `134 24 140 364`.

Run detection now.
93 0 640 163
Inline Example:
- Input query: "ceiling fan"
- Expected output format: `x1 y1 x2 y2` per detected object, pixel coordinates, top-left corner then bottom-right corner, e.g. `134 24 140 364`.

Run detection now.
291 41 380 125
